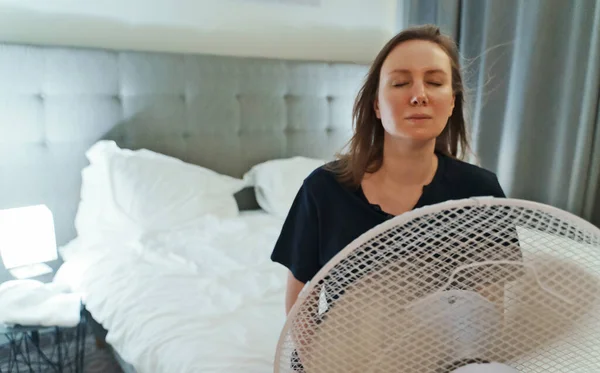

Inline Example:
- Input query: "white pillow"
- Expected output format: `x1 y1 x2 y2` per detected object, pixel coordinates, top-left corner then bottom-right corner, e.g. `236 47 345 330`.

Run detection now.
74 140 246 246
243 156 326 218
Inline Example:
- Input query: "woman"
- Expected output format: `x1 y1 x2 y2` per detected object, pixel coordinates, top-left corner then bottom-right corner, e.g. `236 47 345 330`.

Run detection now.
271 23 521 372
272 23 509 312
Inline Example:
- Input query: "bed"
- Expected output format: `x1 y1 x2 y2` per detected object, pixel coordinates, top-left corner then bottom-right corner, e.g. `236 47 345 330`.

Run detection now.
0 42 369 372
56 208 289 373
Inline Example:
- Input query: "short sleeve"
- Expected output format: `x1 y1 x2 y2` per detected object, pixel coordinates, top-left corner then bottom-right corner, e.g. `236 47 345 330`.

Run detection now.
488 172 507 198
481 173 524 282
270 182 321 284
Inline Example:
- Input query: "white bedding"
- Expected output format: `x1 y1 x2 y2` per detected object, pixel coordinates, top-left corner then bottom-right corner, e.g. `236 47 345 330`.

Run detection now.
54 210 289 373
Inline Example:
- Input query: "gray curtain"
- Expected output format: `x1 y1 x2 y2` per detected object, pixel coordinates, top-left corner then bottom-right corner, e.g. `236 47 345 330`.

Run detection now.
398 0 600 227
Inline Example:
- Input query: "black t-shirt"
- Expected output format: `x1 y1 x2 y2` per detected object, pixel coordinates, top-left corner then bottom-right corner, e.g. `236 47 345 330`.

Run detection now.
270 152 510 284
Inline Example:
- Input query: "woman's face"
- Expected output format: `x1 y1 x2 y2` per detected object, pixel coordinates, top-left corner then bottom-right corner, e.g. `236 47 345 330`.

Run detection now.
375 40 455 145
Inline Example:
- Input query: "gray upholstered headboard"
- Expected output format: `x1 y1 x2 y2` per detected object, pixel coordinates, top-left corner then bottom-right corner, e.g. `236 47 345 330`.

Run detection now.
0 43 369 248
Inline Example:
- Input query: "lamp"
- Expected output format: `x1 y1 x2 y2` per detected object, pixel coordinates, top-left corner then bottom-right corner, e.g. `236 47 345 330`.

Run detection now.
0 204 57 279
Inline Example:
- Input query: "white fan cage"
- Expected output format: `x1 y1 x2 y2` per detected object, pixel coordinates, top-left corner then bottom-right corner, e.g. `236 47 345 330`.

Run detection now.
274 197 600 373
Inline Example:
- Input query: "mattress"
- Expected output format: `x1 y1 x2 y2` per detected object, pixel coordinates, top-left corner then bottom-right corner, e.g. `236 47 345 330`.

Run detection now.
54 210 289 373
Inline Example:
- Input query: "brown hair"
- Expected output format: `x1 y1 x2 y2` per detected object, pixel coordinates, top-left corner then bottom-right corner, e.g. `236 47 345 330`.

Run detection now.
328 24 471 187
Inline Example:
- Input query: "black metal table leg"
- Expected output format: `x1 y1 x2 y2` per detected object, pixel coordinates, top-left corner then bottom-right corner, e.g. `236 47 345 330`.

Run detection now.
0 303 87 373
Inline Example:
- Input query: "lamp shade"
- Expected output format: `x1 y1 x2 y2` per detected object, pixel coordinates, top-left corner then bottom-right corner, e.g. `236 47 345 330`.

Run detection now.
0 204 57 270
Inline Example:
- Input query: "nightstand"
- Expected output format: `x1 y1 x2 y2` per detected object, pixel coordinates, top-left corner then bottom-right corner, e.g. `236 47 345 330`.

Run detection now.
0 303 87 373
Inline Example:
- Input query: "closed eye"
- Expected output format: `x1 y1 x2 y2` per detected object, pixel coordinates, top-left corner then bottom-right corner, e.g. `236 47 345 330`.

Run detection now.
392 82 443 87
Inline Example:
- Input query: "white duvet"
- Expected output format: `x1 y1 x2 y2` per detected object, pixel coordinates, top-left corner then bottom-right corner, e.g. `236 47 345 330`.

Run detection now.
54 211 289 373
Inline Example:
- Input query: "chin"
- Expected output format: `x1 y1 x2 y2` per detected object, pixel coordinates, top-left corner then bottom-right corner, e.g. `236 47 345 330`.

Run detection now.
406 132 439 142
393 128 442 143
382 122 445 144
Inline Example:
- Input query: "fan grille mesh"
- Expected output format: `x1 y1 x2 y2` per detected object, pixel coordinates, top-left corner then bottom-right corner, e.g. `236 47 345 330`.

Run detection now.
275 199 600 373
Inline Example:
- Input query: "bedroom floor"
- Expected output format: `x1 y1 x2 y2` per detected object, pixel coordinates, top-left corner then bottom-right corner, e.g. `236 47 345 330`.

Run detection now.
79 340 124 373
0 332 123 373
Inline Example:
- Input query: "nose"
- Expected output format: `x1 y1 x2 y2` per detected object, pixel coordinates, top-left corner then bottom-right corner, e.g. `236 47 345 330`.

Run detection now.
409 82 428 106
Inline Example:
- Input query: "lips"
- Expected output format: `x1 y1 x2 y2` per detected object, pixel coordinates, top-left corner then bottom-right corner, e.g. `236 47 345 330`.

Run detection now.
406 114 432 120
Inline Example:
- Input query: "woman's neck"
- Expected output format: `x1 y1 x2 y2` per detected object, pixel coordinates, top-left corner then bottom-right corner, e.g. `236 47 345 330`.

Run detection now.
376 136 438 187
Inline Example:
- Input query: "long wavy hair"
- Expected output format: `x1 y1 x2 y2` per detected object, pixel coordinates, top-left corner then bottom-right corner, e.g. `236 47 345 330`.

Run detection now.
328 24 471 187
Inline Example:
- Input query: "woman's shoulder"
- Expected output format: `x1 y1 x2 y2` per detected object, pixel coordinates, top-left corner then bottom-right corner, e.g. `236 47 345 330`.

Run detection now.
302 160 342 188
443 155 498 179
440 154 506 197
300 160 352 198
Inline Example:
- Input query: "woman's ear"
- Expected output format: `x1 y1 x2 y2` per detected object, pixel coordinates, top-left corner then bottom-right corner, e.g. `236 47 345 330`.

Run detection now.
449 94 456 117
374 98 381 119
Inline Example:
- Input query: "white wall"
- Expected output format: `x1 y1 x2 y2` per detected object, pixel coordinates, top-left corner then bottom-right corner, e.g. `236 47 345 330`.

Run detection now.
0 0 398 63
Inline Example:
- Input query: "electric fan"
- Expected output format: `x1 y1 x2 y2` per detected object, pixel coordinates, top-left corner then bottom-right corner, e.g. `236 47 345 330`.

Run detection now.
274 197 600 373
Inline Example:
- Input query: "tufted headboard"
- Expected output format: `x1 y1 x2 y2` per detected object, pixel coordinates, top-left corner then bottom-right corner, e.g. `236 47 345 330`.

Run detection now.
0 43 369 247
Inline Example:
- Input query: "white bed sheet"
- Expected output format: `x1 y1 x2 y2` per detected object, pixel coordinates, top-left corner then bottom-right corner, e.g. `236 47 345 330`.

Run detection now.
54 210 289 373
